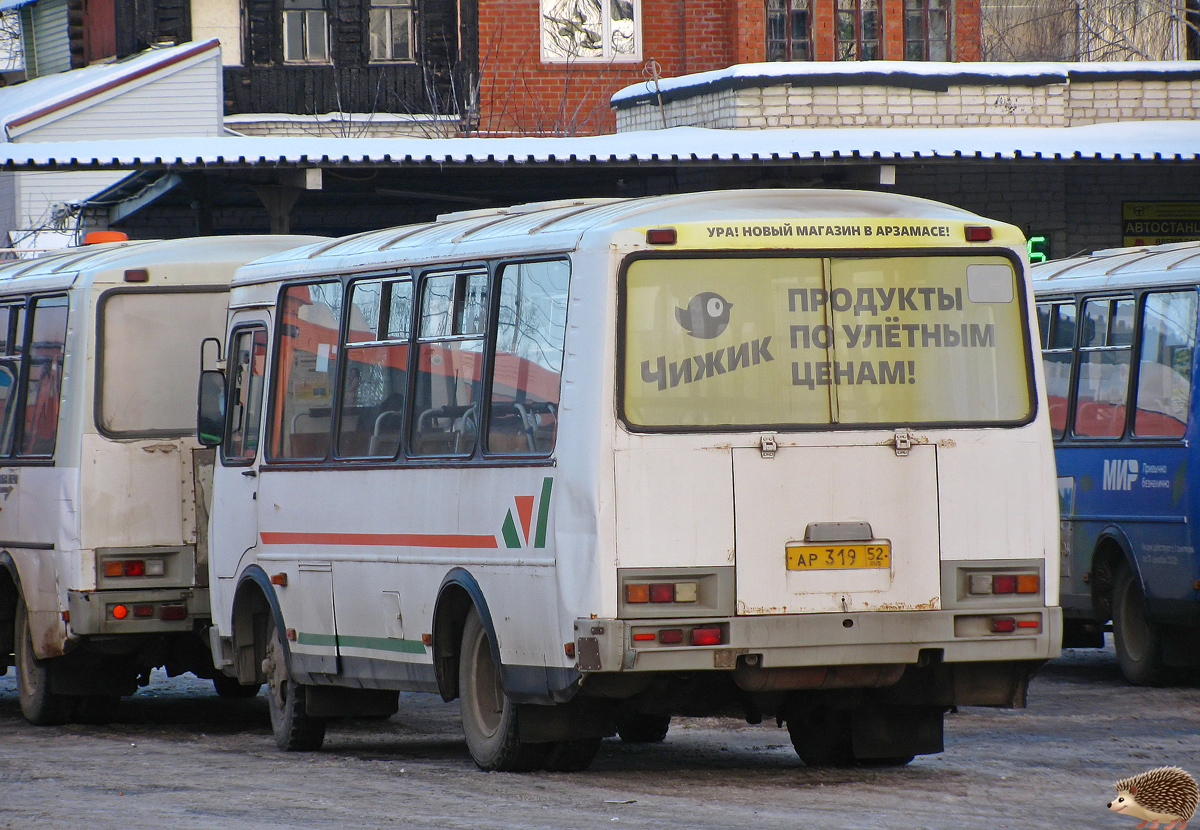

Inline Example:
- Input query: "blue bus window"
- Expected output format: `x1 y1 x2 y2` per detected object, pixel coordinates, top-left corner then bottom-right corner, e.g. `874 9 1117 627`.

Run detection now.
1135 291 1197 438
1074 298 1134 438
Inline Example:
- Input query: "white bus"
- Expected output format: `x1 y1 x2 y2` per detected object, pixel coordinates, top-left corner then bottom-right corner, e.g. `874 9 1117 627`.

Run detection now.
199 190 1060 771
0 234 321 725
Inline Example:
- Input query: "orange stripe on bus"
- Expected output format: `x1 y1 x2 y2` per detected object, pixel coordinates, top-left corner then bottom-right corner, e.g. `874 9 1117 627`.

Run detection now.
260 532 498 549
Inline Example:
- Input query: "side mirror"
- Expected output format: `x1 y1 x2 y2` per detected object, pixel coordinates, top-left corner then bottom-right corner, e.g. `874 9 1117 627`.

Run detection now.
197 369 226 447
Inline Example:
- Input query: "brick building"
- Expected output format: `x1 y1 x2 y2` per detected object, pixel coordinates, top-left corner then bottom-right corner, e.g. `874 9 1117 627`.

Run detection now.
475 0 982 135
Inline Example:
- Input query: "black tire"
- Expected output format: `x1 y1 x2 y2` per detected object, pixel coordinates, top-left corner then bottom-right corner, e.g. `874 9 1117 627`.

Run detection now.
212 673 263 700
1112 562 1169 686
786 706 855 767
542 737 602 772
14 596 72 726
264 615 326 751
616 711 671 744
458 607 545 772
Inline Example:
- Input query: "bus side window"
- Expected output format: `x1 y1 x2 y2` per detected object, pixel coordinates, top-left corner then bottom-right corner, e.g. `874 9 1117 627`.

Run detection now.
1073 297 1134 439
226 328 269 461
411 271 487 457
487 260 569 455
19 296 68 457
336 278 412 459
1134 291 1197 438
269 282 342 460
1038 301 1074 440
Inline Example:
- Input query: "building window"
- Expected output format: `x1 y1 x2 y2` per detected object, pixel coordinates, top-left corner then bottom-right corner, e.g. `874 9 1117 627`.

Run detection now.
904 0 950 60
370 0 414 61
540 0 640 62
836 0 881 60
767 0 812 61
283 0 329 63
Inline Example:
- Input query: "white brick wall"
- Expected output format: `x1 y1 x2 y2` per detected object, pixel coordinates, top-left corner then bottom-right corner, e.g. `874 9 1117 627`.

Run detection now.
615 74 1200 132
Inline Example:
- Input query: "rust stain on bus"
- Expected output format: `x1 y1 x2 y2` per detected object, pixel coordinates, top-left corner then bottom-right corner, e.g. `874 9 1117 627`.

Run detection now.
871 597 940 611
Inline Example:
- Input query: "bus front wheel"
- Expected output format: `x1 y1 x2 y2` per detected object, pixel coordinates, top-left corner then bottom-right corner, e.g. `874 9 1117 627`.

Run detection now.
458 607 545 772
1112 562 1168 686
263 615 326 751
14 596 72 726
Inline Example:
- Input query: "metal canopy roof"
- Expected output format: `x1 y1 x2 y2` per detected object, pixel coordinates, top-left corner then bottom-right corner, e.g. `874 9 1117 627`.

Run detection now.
0 122 1197 172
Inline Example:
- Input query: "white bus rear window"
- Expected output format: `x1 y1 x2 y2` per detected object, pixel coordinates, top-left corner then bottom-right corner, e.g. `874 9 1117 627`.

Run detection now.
100 291 229 436
623 255 1032 428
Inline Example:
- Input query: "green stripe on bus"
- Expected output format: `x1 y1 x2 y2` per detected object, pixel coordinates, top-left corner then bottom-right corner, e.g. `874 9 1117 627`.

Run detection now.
501 511 522 548
295 632 426 654
534 477 553 549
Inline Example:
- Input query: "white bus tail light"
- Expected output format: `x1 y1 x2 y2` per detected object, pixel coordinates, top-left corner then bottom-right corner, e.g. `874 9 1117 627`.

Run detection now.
659 629 684 645
160 604 187 621
133 604 154 618
990 617 1016 633
691 627 724 646
646 228 677 245
965 225 993 242
967 573 1039 596
624 581 700 604
102 558 165 578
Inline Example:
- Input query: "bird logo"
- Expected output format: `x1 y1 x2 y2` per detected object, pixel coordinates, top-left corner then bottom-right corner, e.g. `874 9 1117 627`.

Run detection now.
675 292 732 339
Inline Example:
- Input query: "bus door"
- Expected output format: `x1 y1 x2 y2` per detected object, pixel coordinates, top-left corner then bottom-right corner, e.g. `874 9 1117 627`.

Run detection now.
732 441 941 615
213 313 337 675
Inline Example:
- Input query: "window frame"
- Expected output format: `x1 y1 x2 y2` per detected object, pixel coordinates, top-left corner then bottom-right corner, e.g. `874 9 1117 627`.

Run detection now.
94 285 230 441
0 293 70 464
835 0 882 61
260 256 571 471
903 0 951 61
616 248 1037 435
221 324 271 467
368 0 415 63
282 1 330 64
539 0 642 64
1040 287 1200 447
767 0 813 62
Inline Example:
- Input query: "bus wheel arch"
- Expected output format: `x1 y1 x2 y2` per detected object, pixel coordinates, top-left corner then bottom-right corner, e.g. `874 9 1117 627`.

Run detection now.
230 568 281 686
1090 533 1133 626
432 569 501 704
0 554 18 665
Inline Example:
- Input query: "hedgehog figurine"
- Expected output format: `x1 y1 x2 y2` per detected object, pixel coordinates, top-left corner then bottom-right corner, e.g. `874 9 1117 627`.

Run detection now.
1108 767 1199 830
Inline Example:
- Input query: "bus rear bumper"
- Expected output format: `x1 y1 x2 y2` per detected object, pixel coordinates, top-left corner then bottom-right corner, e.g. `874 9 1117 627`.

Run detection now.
67 588 210 636
575 606 1062 674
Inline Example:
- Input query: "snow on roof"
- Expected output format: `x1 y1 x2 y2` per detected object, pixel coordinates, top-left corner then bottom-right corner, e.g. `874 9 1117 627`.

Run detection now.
611 60 1200 107
0 121 1193 171
0 39 220 140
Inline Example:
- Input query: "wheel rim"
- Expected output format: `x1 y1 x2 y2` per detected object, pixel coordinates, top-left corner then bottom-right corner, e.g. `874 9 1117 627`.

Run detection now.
466 627 503 737
1118 576 1151 661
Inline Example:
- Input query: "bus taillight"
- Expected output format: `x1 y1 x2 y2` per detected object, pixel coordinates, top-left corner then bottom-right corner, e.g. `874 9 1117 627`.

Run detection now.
969 573 1040 595
625 581 699 604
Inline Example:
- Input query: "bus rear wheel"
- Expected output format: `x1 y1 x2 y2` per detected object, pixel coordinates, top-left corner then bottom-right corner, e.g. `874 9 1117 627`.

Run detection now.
458 607 545 772
1112 562 1168 686
14 596 72 726
263 615 326 751
212 673 263 699
616 711 671 743
786 706 855 767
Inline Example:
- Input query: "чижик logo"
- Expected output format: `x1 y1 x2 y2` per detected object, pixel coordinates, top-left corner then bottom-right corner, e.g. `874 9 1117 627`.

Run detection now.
675 292 732 339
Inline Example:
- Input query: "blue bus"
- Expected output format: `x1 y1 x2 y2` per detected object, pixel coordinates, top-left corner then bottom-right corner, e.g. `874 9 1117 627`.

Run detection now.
1032 242 1200 685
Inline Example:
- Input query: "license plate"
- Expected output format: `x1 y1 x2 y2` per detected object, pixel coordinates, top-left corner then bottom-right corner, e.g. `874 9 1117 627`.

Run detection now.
786 542 891 570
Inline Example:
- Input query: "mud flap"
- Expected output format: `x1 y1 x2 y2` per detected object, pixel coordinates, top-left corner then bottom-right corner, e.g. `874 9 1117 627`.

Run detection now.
851 705 944 760
517 698 617 743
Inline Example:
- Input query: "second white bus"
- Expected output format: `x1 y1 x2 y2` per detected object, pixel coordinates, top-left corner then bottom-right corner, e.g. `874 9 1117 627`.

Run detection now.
199 189 1061 771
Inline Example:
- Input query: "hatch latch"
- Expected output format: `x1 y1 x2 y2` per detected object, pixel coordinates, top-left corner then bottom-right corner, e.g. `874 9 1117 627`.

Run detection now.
760 433 778 459
892 429 913 457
